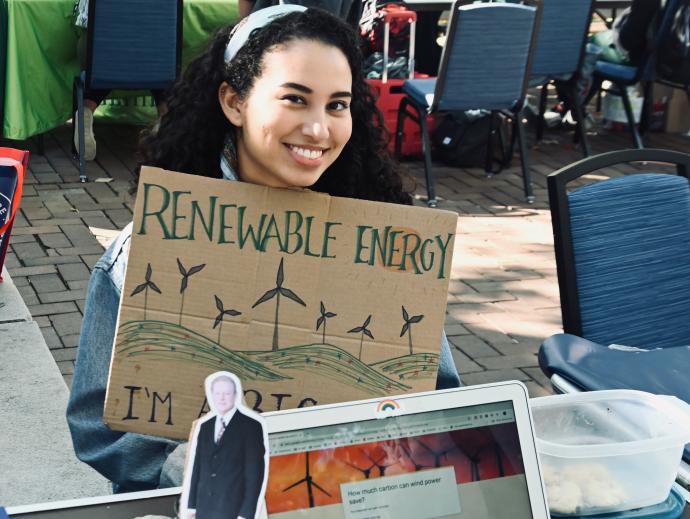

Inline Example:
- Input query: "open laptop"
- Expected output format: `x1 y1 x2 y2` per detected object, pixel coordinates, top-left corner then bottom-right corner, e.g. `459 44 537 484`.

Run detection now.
6 381 549 519
262 380 549 519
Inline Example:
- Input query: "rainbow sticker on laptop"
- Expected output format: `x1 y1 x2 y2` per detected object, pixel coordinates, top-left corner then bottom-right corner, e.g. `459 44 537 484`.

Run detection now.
376 398 402 416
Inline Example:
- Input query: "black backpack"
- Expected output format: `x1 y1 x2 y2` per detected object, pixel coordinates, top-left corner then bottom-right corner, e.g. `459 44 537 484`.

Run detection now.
656 0 690 84
432 111 512 172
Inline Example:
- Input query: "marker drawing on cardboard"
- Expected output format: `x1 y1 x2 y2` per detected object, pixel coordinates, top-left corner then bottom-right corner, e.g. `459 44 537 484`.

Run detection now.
119 256 427 390
181 371 269 519
105 168 457 438
118 255 437 388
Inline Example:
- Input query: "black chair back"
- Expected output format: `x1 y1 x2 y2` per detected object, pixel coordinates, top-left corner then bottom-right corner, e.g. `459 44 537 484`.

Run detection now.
86 0 183 91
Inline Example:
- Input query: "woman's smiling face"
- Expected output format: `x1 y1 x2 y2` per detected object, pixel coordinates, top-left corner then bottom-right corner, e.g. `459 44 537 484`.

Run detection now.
220 38 353 188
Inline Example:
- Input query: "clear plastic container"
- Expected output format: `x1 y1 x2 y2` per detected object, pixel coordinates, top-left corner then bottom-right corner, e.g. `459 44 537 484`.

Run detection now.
530 390 690 516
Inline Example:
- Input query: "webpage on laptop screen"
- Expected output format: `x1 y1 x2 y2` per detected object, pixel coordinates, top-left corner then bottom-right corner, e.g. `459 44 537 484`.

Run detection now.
266 401 533 519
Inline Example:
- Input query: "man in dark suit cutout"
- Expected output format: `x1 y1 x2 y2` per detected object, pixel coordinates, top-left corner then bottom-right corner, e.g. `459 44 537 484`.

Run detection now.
187 375 266 519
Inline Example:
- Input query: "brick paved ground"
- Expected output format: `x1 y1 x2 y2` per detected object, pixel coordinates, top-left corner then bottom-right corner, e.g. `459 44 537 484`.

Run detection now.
2 118 689 396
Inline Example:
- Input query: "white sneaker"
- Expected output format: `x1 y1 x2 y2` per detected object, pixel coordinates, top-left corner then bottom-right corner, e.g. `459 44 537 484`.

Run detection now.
74 107 97 161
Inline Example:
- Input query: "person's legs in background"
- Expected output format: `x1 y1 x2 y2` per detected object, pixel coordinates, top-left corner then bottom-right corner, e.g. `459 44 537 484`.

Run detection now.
76 90 167 160
77 90 107 161
75 28 103 160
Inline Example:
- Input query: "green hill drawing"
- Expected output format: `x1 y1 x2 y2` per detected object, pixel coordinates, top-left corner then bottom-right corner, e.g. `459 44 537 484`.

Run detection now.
118 320 419 392
370 353 439 381
118 320 287 381
245 343 410 392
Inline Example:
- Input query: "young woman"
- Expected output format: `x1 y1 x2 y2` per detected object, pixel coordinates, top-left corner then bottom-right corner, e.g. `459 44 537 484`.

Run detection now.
67 6 461 494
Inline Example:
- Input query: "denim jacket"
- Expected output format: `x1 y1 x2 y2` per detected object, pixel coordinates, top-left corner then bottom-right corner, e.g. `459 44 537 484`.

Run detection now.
66 222 182 493
67 223 461 493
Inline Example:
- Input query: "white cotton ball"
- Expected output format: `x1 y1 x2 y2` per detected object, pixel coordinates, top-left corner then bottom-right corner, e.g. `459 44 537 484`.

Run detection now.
582 481 619 508
562 464 595 485
547 480 583 515
581 462 610 481
582 478 627 509
543 462 630 514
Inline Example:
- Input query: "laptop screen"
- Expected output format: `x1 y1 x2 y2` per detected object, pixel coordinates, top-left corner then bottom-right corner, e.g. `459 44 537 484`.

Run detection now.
265 400 534 519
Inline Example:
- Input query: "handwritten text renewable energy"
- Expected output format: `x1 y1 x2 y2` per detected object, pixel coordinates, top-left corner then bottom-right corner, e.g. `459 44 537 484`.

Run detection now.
138 183 453 279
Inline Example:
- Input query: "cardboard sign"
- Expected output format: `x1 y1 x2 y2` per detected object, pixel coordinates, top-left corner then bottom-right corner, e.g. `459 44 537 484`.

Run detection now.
105 167 457 439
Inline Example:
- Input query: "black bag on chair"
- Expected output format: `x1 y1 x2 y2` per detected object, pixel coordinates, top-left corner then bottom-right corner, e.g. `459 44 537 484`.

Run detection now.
432 110 512 171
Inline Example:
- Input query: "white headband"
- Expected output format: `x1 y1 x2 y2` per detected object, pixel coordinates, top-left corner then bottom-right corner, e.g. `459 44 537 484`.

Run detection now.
224 4 308 64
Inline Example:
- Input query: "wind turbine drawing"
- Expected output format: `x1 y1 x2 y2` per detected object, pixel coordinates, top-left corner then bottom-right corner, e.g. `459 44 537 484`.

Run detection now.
400 306 424 355
252 258 306 351
130 263 161 320
417 439 455 468
282 452 331 508
364 451 397 476
213 295 241 345
315 301 336 344
348 315 374 361
176 258 205 325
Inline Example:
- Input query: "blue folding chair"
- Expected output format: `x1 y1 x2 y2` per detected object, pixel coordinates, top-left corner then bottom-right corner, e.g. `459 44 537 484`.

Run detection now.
395 0 542 207
538 148 690 488
529 0 594 156
584 0 687 149
74 0 183 182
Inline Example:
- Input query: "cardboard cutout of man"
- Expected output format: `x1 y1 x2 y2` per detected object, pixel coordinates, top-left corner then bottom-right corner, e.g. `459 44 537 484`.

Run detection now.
185 372 268 519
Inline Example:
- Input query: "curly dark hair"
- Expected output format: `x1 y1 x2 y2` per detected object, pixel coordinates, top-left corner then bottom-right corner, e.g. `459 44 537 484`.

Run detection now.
138 8 413 204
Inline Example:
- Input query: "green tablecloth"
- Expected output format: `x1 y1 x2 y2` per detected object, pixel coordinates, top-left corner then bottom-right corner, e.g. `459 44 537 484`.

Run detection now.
1 0 238 140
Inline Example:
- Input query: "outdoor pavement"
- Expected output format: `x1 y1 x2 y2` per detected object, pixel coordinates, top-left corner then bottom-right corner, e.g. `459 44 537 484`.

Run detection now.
2 119 690 400
0 266 110 506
